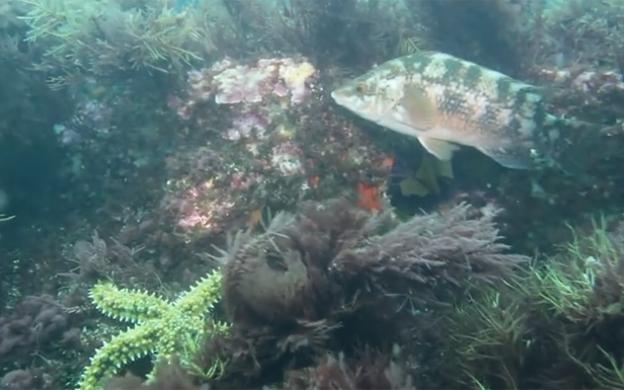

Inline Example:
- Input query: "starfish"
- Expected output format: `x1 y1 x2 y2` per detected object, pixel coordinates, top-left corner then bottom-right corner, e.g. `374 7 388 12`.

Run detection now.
77 270 227 390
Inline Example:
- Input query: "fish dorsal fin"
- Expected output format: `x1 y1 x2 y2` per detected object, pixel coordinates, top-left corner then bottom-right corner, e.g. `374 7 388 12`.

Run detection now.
417 136 459 161
399 84 436 129
476 145 531 169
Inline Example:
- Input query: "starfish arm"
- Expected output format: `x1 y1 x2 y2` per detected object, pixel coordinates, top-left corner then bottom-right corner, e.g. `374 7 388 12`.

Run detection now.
77 322 158 390
175 269 222 316
79 270 226 389
90 282 170 323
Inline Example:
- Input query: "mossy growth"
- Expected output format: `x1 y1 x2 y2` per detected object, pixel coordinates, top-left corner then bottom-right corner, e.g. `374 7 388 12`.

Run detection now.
444 218 624 389
77 269 228 390
20 0 216 88
538 0 624 68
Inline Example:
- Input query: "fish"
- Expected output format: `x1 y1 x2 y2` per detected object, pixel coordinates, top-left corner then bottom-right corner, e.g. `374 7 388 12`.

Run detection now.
331 51 561 169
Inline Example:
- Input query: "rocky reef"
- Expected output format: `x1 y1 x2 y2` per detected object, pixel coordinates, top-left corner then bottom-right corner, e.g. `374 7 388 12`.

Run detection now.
1 0 624 389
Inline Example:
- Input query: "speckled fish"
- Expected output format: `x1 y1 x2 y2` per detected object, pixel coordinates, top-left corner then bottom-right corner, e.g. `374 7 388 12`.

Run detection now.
332 52 559 169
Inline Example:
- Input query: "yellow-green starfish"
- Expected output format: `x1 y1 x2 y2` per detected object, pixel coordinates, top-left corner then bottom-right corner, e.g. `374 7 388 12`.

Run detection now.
77 269 228 390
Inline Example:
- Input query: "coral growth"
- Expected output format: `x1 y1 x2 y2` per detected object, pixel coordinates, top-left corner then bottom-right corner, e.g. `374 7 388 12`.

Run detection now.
534 0 624 69
162 56 392 239
164 56 318 235
0 293 83 389
103 360 199 390
64 231 161 288
535 66 624 131
176 56 317 119
285 351 414 390
0 295 80 365
212 198 524 387
221 199 525 327
0 369 44 390
333 202 526 289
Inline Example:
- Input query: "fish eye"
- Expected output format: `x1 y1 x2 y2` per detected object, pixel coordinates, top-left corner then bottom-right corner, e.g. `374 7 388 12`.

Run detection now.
355 83 368 93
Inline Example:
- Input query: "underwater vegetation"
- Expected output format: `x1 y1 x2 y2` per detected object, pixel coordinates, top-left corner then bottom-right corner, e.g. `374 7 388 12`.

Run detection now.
446 219 624 389
1 0 624 389
0 0 70 222
219 199 525 327
20 0 216 88
99 198 525 389
404 0 531 76
84 201 624 390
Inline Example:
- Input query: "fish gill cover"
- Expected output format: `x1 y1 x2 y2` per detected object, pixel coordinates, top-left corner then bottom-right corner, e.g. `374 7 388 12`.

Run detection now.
0 0 624 389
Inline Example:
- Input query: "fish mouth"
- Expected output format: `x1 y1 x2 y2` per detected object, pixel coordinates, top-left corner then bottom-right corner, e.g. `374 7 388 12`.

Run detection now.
330 89 355 111
330 90 342 104
331 89 382 122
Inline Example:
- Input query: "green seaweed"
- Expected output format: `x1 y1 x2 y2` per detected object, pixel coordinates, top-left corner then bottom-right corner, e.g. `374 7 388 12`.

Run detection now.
20 0 214 87
445 218 624 389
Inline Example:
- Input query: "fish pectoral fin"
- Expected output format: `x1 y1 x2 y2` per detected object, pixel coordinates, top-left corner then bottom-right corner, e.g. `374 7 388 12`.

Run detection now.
417 137 459 161
477 145 531 169
399 177 430 197
401 84 436 129
436 158 454 179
